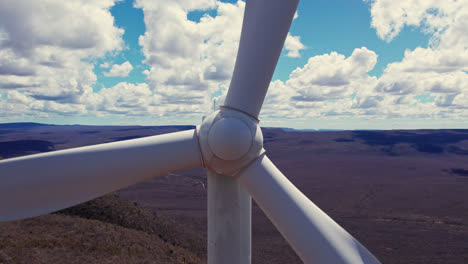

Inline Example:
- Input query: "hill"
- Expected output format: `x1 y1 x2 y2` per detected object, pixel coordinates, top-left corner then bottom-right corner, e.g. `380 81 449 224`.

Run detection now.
0 194 203 264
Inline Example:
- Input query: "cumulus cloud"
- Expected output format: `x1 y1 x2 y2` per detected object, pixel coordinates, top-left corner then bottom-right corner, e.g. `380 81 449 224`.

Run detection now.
284 33 306 58
0 0 124 118
2 0 466 124
84 82 157 116
284 11 305 58
0 1 123 56
288 47 377 101
262 47 379 118
5 90 87 117
100 62 110 68
135 0 309 117
128 0 466 122
258 0 467 121
103 61 133 77
135 0 244 115
368 0 467 43
367 0 468 116
0 0 312 121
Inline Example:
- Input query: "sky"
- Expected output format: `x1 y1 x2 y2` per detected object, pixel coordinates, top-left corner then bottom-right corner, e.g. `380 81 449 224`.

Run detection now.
0 0 467 130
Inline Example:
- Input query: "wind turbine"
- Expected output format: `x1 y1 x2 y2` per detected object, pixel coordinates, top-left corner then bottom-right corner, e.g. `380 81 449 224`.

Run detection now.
0 0 381 263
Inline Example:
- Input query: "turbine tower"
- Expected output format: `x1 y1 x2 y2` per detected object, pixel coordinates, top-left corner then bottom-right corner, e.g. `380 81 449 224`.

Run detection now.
0 1 381 263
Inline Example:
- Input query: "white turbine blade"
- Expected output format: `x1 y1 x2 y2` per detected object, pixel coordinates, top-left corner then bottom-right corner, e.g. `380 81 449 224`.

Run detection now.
237 155 381 264
224 0 299 119
0 129 201 222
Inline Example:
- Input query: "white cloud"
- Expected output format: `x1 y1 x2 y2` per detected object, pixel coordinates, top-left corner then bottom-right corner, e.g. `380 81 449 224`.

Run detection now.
0 0 124 117
135 0 245 115
261 47 379 118
84 82 157 116
0 1 123 56
0 0 317 122
0 0 244 119
103 61 133 77
287 47 377 102
366 0 468 117
100 62 110 68
261 80 297 118
135 0 308 116
1 0 466 125
5 90 86 118
367 0 468 43
284 33 305 58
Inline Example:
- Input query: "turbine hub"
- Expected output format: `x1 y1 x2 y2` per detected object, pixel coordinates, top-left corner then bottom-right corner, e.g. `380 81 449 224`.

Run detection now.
197 107 264 176
208 117 252 161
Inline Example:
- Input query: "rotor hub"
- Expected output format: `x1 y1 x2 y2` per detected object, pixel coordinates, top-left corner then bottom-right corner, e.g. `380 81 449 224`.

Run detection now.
208 117 253 161
197 107 264 176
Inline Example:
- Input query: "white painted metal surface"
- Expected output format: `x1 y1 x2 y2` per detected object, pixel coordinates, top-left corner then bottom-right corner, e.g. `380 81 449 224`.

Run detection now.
198 108 264 177
207 117 252 161
237 155 381 264
207 171 251 264
224 0 300 118
0 129 201 221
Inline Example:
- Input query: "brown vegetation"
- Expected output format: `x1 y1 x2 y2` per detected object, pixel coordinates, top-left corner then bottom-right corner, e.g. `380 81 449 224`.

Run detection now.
0 195 203 264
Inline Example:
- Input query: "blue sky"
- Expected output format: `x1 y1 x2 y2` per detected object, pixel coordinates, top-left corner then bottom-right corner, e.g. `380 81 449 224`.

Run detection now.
0 0 467 129
97 0 429 87
93 0 147 90
280 0 430 79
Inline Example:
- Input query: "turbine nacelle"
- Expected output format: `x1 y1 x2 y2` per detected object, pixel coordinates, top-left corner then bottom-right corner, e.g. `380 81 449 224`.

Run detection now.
197 107 264 176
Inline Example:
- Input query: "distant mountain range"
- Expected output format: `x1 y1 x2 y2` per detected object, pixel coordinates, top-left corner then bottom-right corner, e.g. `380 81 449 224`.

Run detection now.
272 127 346 132
0 122 53 128
1 121 468 160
